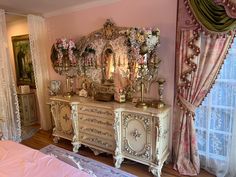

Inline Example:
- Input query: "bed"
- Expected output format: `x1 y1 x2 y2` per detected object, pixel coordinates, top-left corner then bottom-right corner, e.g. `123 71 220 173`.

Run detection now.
0 140 92 177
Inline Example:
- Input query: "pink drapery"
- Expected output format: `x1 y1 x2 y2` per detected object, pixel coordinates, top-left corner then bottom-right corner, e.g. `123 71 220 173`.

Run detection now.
173 29 234 175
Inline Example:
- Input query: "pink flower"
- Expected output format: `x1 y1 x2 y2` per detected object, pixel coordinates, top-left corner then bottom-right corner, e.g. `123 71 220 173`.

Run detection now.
53 38 78 65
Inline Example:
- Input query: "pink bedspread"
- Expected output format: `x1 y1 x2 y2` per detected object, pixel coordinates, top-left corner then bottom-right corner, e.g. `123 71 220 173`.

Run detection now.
0 141 92 177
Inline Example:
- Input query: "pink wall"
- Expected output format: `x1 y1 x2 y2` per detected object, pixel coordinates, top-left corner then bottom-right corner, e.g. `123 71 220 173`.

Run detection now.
45 0 177 107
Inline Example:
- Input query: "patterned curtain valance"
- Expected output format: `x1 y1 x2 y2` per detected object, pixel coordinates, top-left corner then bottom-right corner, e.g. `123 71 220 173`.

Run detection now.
186 0 236 34
214 0 236 18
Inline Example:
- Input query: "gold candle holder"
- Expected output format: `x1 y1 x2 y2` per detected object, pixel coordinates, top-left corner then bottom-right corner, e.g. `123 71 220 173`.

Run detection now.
135 64 148 109
63 59 75 97
64 75 75 97
156 78 166 109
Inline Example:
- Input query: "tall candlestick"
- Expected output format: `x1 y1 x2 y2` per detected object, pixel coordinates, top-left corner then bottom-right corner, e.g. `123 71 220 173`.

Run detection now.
135 64 148 109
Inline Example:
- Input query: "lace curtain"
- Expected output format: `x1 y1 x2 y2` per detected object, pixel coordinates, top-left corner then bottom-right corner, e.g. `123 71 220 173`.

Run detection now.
195 40 236 177
0 9 21 141
27 15 51 130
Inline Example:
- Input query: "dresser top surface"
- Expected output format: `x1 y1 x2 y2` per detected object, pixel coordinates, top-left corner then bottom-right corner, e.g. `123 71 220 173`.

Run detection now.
49 96 170 115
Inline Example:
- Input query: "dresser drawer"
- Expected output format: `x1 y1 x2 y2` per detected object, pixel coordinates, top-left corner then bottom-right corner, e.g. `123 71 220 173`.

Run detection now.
78 105 114 119
78 114 114 129
78 124 114 140
79 133 115 152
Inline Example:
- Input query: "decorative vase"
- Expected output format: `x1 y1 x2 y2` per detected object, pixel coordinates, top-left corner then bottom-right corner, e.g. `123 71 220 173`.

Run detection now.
49 80 61 96
155 78 166 109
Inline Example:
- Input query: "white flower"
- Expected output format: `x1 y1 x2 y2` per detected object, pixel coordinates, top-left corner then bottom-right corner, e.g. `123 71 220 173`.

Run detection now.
128 27 160 63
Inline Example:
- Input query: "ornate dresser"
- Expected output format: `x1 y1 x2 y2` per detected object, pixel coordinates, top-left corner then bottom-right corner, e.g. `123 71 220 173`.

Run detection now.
49 20 169 177
49 96 170 177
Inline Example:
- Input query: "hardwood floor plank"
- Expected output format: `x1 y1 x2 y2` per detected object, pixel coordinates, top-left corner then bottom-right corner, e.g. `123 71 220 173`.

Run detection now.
21 130 215 177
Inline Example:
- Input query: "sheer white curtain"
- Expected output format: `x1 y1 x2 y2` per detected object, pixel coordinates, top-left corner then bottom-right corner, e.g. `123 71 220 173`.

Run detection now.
228 117 236 177
195 40 236 177
27 15 51 130
0 9 21 141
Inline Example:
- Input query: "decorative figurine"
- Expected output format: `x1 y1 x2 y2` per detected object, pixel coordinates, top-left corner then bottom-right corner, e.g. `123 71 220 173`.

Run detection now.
114 89 126 103
79 81 88 97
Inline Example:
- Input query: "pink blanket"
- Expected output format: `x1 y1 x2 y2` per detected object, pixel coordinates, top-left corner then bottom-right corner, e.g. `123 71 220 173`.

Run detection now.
0 141 92 177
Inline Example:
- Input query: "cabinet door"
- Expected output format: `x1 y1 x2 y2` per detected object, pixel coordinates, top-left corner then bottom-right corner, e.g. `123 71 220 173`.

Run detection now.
57 103 73 135
18 93 37 126
28 94 37 123
50 101 73 141
121 112 153 162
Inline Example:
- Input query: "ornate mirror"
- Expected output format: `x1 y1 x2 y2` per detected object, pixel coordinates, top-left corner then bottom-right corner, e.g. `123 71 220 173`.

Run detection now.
76 20 131 101
76 19 160 102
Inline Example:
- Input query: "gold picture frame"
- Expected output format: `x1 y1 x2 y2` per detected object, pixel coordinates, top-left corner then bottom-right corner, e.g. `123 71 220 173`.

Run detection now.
12 34 35 88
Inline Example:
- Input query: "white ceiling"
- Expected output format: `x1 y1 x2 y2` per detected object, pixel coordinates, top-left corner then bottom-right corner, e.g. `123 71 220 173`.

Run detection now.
0 0 112 16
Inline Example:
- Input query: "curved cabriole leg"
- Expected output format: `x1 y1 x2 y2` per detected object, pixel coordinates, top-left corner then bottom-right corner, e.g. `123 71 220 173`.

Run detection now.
149 165 161 177
114 156 124 168
72 142 81 153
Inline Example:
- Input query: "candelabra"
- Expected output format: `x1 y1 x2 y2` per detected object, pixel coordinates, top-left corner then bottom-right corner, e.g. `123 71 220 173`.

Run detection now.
54 56 77 97
154 78 166 108
135 63 148 109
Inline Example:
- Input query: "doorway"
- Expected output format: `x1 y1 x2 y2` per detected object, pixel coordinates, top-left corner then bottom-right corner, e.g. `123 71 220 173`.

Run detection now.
6 14 40 140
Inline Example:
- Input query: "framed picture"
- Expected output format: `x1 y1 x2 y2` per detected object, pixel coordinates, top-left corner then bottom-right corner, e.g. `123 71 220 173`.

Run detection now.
12 34 35 88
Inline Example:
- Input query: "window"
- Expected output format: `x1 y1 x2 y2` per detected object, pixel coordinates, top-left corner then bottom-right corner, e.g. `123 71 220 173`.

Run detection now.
195 40 236 173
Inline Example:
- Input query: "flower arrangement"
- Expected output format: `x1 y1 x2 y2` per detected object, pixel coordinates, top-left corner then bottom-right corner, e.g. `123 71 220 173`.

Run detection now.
127 27 160 64
51 38 78 66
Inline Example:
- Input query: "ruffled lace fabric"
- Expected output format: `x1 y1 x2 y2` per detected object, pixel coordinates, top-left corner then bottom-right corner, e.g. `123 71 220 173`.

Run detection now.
27 15 51 130
0 9 21 142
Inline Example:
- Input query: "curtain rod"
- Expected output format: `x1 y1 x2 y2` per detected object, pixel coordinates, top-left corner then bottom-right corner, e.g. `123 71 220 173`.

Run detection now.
5 11 27 17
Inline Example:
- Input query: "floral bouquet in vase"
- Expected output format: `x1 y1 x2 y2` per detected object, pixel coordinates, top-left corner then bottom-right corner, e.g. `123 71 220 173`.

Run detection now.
127 27 160 65
126 27 161 108
51 38 78 68
50 38 79 96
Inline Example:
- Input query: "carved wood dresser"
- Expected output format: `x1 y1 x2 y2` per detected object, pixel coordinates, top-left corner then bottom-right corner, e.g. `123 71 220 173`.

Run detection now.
49 96 170 177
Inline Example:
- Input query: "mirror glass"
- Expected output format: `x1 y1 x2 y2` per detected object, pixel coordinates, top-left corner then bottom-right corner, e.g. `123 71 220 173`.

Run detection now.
77 20 131 94
102 45 115 83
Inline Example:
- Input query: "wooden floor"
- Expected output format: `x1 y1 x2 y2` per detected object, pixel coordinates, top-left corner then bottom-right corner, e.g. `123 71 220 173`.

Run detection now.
21 130 215 177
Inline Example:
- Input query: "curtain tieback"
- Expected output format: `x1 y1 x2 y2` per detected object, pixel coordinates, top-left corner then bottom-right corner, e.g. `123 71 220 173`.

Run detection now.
178 95 196 114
